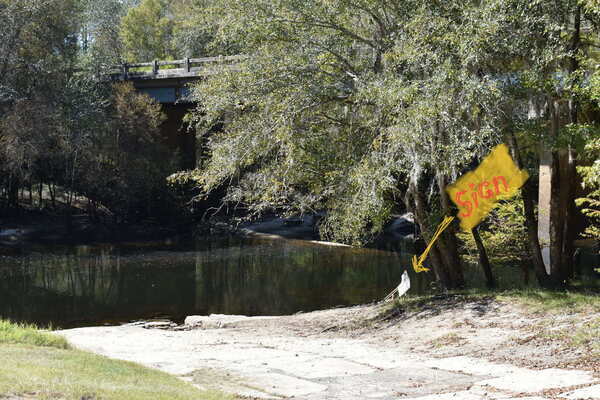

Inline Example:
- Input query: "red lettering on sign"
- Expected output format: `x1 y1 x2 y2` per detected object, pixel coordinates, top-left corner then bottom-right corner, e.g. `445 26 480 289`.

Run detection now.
455 190 472 218
479 181 494 199
454 176 509 217
492 176 509 195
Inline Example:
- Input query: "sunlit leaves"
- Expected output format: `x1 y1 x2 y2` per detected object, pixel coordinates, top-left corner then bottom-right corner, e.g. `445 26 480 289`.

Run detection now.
120 0 175 62
179 0 600 248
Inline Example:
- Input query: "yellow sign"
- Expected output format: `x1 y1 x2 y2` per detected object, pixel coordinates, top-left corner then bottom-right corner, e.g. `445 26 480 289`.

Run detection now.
446 144 529 231
410 144 528 274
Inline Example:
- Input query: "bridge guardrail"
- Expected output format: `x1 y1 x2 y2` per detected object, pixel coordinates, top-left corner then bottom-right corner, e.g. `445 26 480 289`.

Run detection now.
110 55 247 80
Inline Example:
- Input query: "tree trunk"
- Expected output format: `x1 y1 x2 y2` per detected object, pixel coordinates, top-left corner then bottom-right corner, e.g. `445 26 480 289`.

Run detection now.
49 183 56 208
562 6 581 280
543 99 573 288
8 180 18 209
436 173 465 288
506 132 549 286
537 6 582 288
408 178 459 290
38 182 43 209
471 227 496 289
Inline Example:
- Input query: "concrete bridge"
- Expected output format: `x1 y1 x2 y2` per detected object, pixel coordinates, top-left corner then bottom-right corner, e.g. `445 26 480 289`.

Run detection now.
109 55 244 169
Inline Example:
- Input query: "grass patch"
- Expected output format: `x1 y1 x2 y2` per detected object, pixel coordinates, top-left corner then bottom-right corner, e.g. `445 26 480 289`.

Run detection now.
388 289 599 316
570 318 600 352
496 289 600 314
0 320 68 349
427 332 465 348
537 317 600 357
0 321 232 400
386 292 495 315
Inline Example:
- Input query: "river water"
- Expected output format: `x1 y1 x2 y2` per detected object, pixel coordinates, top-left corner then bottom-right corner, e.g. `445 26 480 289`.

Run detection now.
0 236 418 328
0 235 597 328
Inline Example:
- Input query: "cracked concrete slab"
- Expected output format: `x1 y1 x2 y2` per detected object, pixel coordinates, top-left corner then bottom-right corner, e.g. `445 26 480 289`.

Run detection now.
560 384 600 400
301 366 480 400
424 356 528 377
475 368 596 393
184 314 278 329
467 386 548 400
260 356 377 379
405 390 485 400
247 373 328 397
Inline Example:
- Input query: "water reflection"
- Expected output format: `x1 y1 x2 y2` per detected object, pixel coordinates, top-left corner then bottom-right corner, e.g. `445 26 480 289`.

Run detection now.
0 236 596 329
0 237 422 328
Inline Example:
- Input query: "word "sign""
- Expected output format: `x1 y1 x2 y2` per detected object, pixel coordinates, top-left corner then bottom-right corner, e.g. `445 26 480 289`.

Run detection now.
446 144 529 231
454 176 509 218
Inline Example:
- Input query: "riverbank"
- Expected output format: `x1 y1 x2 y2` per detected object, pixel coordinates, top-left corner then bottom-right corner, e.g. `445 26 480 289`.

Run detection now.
57 291 600 400
0 320 230 400
0 208 417 250
0 210 194 248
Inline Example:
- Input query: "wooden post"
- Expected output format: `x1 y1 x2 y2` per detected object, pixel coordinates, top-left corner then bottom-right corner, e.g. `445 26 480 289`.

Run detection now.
185 57 191 72
538 145 552 275
122 63 129 79
153 60 159 74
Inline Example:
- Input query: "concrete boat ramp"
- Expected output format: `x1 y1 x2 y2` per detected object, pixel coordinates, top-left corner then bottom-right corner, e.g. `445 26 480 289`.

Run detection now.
58 314 600 400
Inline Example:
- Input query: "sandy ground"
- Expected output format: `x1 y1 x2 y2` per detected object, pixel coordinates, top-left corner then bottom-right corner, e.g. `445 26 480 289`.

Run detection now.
58 296 600 400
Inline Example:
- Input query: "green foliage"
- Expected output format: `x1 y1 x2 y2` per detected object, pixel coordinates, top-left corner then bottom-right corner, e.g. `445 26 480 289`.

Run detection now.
119 0 174 62
171 0 241 58
79 0 133 72
575 68 600 240
0 0 183 222
576 134 600 240
0 0 81 207
175 0 505 248
80 82 176 221
169 0 600 290
0 0 80 101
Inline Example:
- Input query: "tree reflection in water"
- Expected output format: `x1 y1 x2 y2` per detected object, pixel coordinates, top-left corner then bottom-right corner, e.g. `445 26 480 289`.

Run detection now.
0 236 425 328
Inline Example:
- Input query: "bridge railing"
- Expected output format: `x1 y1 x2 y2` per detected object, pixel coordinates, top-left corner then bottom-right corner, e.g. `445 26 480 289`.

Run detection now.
110 55 246 80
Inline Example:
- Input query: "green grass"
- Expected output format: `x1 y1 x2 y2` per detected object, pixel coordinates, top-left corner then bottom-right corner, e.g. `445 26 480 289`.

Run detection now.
496 289 600 314
570 317 600 353
538 317 600 358
390 288 600 315
0 320 68 349
0 320 232 400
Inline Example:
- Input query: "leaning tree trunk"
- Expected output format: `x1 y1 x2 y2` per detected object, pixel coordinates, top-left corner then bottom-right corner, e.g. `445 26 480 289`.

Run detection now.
436 172 465 288
408 176 463 290
471 226 496 289
409 183 450 289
